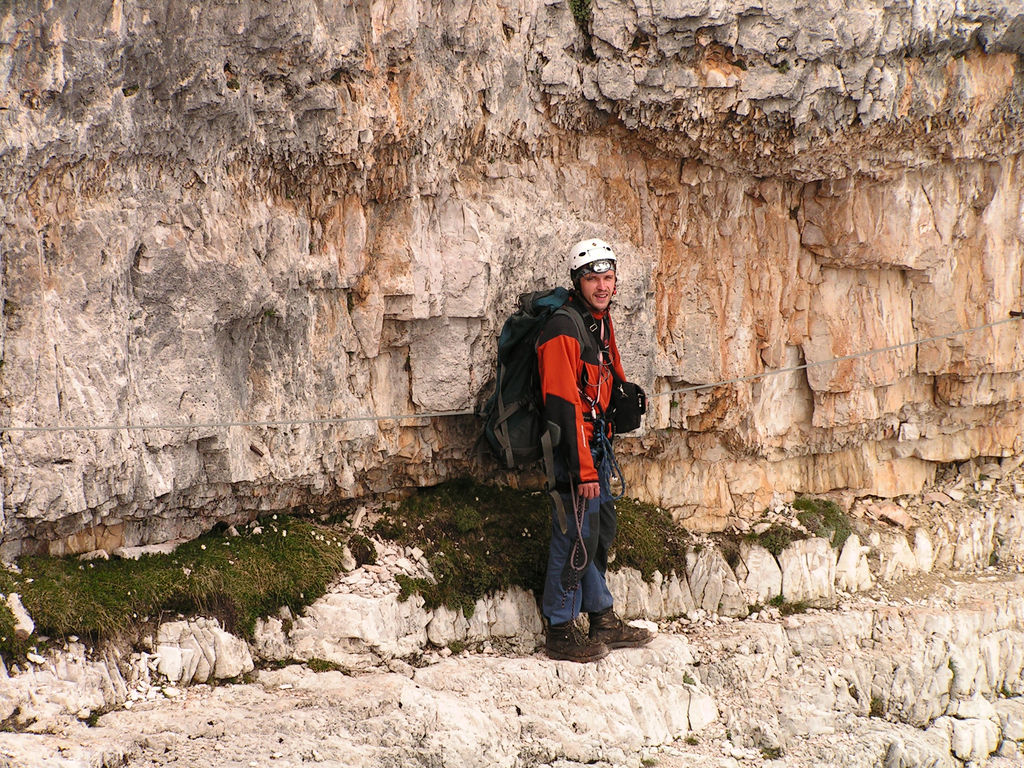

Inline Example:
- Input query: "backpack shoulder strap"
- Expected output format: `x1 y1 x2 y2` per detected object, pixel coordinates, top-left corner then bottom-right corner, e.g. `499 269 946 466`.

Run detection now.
552 302 596 357
559 304 626 385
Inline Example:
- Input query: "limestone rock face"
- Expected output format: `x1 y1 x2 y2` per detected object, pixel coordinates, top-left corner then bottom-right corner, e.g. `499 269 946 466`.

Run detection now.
3 1 1024 553
286 591 432 669
734 542 782 604
686 546 749 618
835 533 873 593
3 593 34 640
778 537 836 605
607 567 698 619
5 497 1024 767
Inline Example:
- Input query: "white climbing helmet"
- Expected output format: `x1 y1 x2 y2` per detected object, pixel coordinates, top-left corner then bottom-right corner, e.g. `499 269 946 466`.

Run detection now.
568 238 616 278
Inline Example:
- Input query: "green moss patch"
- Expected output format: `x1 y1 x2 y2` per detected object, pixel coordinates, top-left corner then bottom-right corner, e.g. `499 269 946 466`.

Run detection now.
374 479 689 617
373 479 550 618
0 481 693 661
769 594 809 616
306 657 347 674
746 497 853 556
569 0 591 29
745 525 801 557
0 516 348 660
0 600 30 658
612 497 690 580
792 497 853 550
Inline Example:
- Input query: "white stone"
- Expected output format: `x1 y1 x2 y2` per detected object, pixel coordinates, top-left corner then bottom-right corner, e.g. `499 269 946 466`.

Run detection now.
427 604 470 646
4 593 34 640
155 618 253 684
288 592 430 667
946 694 998 721
486 587 543 638
734 542 782 604
685 548 748 618
879 533 920 582
688 689 719 731
913 528 935 573
835 534 873 593
663 571 698 618
252 616 292 662
602 569 700 622
994 698 1024 740
608 566 663 619
112 542 181 560
934 715 1001 761
779 538 836 604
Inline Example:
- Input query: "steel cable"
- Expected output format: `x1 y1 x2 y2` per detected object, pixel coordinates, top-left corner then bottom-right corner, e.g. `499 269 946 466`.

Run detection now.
2 313 1020 435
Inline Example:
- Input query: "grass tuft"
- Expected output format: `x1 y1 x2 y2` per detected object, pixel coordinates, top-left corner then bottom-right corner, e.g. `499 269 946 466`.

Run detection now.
348 534 377 567
0 516 349 660
869 695 886 718
447 640 467 655
374 479 551 618
747 497 852 556
612 497 690 579
746 525 800 557
0 597 28 657
569 0 591 30
307 657 346 673
768 594 809 615
792 497 852 550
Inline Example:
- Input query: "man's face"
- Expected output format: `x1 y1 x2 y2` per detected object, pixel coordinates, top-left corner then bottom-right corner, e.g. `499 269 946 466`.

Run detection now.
578 270 616 312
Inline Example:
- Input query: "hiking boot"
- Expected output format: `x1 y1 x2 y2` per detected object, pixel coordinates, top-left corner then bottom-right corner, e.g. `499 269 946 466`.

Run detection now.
588 608 653 649
546 621 609 663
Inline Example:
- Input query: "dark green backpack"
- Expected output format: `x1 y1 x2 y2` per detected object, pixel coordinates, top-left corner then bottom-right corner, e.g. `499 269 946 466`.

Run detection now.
480 287 594 471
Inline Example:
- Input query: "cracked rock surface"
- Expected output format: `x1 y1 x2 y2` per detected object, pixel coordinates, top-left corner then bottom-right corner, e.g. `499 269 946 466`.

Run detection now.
3 1 1024 553
3 460 1024 767
1 573 1022 768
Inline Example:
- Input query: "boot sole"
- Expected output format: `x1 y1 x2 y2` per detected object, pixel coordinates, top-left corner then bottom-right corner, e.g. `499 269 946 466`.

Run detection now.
593 633 654 649
545 647 609 663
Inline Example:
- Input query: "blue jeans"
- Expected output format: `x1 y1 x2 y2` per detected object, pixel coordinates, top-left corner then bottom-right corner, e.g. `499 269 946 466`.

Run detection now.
541 453 616 625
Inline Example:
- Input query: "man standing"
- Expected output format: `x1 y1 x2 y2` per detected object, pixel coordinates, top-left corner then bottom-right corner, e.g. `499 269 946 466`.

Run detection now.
535 238 653 662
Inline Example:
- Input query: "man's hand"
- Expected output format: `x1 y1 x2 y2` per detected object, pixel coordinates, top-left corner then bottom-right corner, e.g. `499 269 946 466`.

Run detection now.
578 482 601 500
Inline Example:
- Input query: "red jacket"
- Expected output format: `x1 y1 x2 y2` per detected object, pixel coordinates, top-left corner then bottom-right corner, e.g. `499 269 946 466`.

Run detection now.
536 295 626 485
